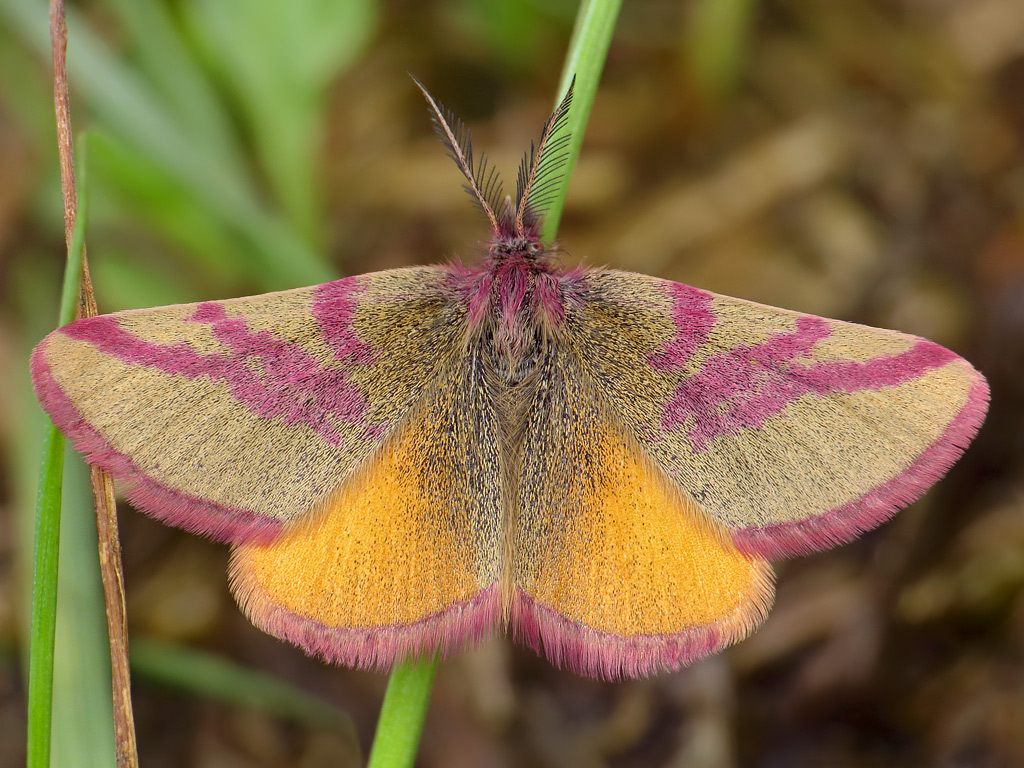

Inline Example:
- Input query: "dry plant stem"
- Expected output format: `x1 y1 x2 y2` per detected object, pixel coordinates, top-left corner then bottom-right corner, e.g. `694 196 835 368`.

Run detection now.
50 2 139 765
50 0 93 311
91 469 137 765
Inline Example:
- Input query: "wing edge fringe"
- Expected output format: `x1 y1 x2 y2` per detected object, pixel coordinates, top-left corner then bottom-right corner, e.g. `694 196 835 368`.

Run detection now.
31 335 282 545
733 374 990 559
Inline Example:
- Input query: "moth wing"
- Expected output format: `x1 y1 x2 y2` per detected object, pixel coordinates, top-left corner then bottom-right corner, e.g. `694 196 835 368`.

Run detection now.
511 347 772 680
565 269 989 559
32 266 464 543
230 342 505 669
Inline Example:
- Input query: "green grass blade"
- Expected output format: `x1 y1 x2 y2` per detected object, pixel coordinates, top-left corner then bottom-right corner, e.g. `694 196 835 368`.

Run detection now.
367 658 438 768
540 0 624 244
51 455 116 768
26 141 90 768
26 425 65 768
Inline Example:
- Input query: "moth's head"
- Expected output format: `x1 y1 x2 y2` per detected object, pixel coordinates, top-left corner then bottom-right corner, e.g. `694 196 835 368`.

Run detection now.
489 233 545 264
489 196 543 258
412 77 573 256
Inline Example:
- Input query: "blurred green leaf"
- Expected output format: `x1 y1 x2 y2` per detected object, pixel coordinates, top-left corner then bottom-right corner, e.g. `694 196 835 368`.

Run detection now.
185 0 379 244
0 23 54 149
86 130 246 295
2 0 334 291
90 249 208 311
684 0 758 104
452 0 571 69
98 0 243 167
130 638 359 745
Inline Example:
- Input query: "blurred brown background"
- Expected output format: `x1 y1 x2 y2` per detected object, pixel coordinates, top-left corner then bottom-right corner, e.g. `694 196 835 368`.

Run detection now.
1 0 1023 766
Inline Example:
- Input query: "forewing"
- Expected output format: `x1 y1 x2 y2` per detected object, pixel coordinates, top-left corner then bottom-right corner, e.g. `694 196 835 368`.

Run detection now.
511 346 772 680
230 343 505 669
565 270 988 559
31 266 464 543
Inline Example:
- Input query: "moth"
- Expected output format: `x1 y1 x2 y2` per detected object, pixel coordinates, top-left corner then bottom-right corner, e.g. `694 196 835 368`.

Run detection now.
32 82 989 679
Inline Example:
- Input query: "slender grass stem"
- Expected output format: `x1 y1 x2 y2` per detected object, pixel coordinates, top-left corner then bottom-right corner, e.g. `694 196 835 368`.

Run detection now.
366 659 438 768
26 104 88 768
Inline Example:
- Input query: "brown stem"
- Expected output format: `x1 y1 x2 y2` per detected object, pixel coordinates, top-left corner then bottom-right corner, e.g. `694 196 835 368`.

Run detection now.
91 468 138 766
50 2 139 765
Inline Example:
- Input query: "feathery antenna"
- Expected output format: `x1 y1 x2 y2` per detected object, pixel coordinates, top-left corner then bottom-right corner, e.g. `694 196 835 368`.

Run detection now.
514 79 575 238
412 76 504 234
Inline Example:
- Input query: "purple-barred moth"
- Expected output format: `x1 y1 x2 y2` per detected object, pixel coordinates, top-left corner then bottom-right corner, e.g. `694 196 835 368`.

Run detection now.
31 82 988 680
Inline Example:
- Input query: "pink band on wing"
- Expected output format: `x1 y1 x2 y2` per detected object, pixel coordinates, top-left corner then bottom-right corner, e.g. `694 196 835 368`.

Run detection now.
734 376 990 559
648 283 717 370
662 315 958 452
311 278 376 365
30 342 280 544
61 298 376 450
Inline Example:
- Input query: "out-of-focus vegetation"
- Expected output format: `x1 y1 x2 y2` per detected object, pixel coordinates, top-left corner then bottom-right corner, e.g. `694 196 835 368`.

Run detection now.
2 0 1022 765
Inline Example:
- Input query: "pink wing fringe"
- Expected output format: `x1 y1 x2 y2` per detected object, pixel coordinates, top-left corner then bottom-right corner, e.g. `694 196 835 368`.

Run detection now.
734 377 990 560
231 577 772 680
30 339 281 545
646 281 990 560
510 586 771 681
231 574 504 672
